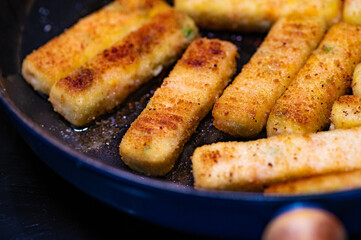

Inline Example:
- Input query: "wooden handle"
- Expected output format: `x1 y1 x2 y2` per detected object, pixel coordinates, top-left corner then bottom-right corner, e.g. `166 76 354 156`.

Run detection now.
262 207 347 240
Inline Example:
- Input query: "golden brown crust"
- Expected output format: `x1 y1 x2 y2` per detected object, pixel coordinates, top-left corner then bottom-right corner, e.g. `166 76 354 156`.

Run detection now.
49 9 198 126
212 15 326 138
56 11 173 93
119 38 238 176
191 126 361 191
264 170 361 195
175 0 341 32
181 40 225 67
116 0 165 10
330 95 361 129
21 0 170 94
267 22 361 136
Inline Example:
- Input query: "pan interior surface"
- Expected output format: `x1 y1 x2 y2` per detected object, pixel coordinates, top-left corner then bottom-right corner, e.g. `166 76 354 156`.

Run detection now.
16 0 267 187
4 0 361 209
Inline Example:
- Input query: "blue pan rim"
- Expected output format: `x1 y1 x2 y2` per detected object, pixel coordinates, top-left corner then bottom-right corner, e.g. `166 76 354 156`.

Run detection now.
2 82 361 204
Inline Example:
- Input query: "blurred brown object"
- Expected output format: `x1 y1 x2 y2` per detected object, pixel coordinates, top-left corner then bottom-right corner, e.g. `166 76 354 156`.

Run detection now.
262 208 347 240
175 0 341 32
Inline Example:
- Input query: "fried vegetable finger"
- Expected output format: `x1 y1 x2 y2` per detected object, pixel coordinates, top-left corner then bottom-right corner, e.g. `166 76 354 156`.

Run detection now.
330 95 361 130
119 38 238 176
267 22 361 137
192 126 361 191
212 15 326 138
174 0 341 32
351 63 361 95
264 170 361 195
49 9 198 127
22 0 170 95
343 0 361 25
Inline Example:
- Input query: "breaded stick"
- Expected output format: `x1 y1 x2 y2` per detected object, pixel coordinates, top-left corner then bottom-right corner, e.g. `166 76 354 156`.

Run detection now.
212 16 326 138
330 95 361 130
174 0 341 32
22 0 170 95
343 0 361 25
264 170 361 195
351 63 361 95
191 126 361 191
268 95 361 195
267 22 361 137
49 9 198 127
119 38 238 176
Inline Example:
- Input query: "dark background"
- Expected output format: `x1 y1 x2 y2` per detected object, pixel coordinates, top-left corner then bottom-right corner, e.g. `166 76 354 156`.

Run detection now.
0 104 213 240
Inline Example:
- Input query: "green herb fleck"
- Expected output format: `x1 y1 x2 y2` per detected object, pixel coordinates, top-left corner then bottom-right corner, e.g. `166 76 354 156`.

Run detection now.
143 145 151 155
322 45 332 53
183 27 194 38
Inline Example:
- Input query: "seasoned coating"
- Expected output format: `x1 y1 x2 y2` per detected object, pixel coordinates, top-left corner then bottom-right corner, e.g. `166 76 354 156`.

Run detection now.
192 126 361 191
22 0 170 95
119 38 238 176
49 9 198 127
343 0 361 25
264 170 361 195
351 63 361 95
212 16 326 138
330 95 361 130
174 0 341 32
267 22 361 137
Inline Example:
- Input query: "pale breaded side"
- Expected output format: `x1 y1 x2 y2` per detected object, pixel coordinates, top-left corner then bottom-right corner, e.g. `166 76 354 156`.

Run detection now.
343 0 361 25
174 0 341 32
119 38 238 176
351 63 361 95
192 126 361 191
49 9 198 127
212 16 326 138
22 0 170 95
264 170 361 195
330 95 361 130
267 22 361 137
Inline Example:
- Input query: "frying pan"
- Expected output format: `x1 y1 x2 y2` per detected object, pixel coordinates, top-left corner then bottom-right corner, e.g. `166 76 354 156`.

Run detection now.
2 0 361 239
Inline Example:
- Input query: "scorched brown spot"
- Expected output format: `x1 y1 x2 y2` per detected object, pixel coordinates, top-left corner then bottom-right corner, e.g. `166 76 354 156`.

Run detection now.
205 150 221 163
58 68 94 92
133 112 183 133
101 13 168 67
58 10 176 93
181 39 224 68
103 43 135 64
